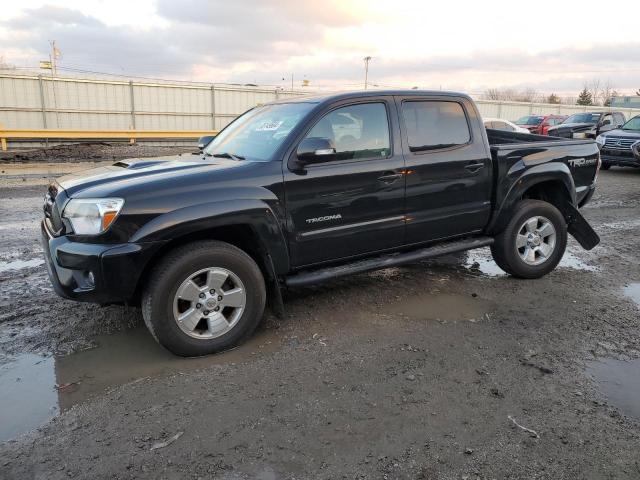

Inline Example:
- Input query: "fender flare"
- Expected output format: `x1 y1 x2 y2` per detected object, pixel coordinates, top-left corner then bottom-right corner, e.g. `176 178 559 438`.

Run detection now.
487 162 576 235
130 198 290 274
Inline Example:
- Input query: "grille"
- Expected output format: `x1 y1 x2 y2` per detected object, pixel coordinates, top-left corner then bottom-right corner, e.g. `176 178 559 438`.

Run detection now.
603 137 638 151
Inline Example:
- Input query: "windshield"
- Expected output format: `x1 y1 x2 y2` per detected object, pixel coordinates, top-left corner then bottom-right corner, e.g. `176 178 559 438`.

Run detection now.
516 116 544 125
204 102 315 161
563 113 601 125
622 115 640 131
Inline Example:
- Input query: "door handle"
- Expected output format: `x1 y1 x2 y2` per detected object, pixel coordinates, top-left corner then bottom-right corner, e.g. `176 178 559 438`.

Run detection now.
464 162 485 172
378 171 402 183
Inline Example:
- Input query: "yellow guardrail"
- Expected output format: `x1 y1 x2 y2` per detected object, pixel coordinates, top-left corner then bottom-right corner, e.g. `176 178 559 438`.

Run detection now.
0 128 219 151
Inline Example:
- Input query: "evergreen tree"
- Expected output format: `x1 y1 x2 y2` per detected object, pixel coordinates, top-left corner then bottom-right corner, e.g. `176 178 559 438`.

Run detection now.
547 93 560 104
576 88 593 106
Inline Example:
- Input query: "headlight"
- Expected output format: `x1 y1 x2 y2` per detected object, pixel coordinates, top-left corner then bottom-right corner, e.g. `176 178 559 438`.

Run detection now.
573 132 587 139
62 198 124 235
596 134 606 149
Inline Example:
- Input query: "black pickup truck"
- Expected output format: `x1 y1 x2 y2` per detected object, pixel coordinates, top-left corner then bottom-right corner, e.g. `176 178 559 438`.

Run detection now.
42 90 601 356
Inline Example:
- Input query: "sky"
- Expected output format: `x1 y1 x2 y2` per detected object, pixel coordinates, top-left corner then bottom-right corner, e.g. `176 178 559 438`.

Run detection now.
1 0 639 96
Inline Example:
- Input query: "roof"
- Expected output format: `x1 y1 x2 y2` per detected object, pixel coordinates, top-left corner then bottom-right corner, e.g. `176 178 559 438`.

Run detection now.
269 89 471 105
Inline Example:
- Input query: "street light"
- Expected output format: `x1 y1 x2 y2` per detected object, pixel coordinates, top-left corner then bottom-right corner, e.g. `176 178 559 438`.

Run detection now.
363 56 372 90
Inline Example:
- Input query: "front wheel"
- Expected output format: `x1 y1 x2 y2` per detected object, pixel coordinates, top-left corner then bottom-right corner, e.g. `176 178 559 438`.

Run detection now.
142 240 266 356
600 162 611 170
491 200 567 279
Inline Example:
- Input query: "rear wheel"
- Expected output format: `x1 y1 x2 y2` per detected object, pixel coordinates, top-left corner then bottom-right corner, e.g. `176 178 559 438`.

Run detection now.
142 241 266 356
491 200 567 279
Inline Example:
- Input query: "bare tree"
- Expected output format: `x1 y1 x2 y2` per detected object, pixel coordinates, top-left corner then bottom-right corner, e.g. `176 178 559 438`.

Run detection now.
514 88 539 103
483 88 540 103
483 88 504 101
598 81 618 106
547 93 561 104
586 79 601 105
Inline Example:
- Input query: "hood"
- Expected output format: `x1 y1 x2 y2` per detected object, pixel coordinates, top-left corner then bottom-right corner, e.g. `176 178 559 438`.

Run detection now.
56 155 243 197
600 128 640 140
548 122 595 132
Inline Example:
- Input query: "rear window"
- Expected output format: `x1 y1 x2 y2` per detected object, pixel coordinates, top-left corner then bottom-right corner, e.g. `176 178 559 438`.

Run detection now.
516 116 543 125
402 101 471 152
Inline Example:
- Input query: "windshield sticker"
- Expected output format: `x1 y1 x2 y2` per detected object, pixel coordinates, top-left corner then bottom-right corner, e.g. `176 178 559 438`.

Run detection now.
256 120 283 131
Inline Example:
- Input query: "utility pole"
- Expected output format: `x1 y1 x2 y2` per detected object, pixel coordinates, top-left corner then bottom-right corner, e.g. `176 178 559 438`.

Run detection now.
363 56 372 90
49 40 61 75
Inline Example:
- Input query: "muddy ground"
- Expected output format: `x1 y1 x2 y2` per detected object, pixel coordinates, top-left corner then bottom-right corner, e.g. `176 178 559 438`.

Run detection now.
0 142 194 164
1 154 640 479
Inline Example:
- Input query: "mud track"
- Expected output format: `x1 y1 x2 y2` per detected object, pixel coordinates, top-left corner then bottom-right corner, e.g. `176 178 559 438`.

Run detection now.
1 156 639 479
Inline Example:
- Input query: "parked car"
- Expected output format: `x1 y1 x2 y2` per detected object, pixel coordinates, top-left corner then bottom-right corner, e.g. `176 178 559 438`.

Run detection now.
42 90 601 356
483 118 530 134
596 115 640 169
515 115 567 135
547 111 626 139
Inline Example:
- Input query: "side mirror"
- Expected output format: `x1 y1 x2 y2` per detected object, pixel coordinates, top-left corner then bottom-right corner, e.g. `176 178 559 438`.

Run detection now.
602 119 612 126
198 135 216 152
296 137 337 164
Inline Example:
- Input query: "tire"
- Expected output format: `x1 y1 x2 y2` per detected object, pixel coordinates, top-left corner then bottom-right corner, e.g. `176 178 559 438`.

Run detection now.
600 162 611 170
142 240 266 356
490 199 567 279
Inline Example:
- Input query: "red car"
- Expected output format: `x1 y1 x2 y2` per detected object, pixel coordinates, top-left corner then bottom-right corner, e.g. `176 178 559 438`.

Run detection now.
515 115 567 135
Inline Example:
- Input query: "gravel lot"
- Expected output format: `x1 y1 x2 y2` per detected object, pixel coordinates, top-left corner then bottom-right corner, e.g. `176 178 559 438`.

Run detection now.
0 149 639 479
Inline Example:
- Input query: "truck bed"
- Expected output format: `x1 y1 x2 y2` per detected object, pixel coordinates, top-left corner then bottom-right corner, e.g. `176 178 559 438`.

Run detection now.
485 128 600 209
485 128 594 148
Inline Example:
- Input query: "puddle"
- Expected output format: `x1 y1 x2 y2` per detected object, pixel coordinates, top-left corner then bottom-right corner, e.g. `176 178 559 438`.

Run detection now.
462 248 597 277
463 252 504 277
587 358 640 421
623 283 640 308
559 251 598 272
385 292 494 323
0 326 281 442
0 354 58 442
0 258 44 273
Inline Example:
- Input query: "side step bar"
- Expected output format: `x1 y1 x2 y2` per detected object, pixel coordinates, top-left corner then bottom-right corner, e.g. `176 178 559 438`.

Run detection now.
285 236 494 288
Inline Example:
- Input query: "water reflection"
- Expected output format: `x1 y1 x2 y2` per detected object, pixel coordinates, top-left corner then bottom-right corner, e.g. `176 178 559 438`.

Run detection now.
0 326 281 442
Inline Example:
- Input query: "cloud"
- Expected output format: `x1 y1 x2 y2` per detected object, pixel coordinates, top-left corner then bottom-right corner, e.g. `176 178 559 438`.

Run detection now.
1 1 639 95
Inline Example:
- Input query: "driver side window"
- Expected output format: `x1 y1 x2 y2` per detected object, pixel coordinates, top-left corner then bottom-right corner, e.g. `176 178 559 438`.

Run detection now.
305 103 391 160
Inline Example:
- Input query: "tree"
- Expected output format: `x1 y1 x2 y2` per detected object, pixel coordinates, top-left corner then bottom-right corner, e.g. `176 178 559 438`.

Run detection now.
603 90 619 107
576 87 593 106
547 93 560 104
597 81 617 106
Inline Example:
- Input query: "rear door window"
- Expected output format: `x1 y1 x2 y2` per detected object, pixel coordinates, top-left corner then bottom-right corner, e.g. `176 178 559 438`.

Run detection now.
401 101 471 152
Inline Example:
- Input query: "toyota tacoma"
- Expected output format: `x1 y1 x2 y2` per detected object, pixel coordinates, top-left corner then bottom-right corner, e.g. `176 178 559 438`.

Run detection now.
41 90 601 356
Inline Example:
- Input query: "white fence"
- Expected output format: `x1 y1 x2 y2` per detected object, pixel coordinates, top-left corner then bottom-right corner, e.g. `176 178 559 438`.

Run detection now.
1 71 639 145
0 72 306 134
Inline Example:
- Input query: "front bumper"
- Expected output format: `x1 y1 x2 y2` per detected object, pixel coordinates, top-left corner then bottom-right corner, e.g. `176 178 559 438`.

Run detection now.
41 220 166 304
600 152 640 168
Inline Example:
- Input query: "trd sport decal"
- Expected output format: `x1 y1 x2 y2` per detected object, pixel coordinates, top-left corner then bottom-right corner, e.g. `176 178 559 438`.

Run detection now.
568 158 597 167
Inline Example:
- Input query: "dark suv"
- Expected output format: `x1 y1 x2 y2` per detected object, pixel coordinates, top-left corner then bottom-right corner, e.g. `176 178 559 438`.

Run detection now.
548 111 626 139
597 115 640 169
